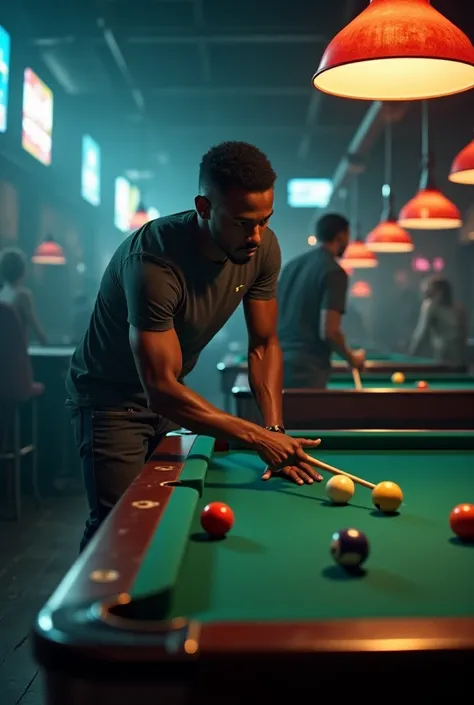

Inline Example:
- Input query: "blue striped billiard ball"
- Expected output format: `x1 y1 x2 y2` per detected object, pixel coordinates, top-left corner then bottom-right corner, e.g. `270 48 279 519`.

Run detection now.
330 528 369 569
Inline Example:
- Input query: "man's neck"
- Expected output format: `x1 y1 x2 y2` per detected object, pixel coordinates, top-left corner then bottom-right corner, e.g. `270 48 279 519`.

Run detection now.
319 242 338 258
196 216 228 264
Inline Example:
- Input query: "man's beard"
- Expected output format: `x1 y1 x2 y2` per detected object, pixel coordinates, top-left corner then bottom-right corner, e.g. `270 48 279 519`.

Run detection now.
218 238 259 265
337 244 347 258
227 250 254 265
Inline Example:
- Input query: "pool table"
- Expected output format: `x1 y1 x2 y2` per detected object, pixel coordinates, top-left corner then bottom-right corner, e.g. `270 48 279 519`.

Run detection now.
218 352 468 412
33 430 474 702
232 375 474 429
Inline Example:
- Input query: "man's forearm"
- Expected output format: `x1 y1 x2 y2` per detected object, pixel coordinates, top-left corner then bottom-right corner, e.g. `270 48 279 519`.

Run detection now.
327 330 353 364
147 381 264 446
247 338 284 426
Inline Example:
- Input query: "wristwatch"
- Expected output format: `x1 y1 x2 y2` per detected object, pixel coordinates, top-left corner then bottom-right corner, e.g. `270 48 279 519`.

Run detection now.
265 425 286 433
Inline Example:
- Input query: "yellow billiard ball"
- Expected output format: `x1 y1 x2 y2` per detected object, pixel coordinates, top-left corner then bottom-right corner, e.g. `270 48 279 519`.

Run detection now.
372 481 403 513
391 372 405 384
326 475 355 504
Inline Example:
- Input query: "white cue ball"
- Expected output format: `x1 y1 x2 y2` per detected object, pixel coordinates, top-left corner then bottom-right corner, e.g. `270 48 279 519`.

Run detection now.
326 475 355 504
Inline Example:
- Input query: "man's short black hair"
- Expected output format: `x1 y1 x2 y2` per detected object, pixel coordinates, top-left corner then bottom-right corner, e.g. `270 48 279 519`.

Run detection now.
199 141 277 195
316 213 350 242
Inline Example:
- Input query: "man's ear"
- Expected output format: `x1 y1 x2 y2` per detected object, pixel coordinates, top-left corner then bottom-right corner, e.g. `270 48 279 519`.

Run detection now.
195 195 211 220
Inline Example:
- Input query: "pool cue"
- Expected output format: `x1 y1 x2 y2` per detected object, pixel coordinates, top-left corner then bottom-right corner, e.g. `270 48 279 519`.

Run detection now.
304 453 375 490
352 368 362 390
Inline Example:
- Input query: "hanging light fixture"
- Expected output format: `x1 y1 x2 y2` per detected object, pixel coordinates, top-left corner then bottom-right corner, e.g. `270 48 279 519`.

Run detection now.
351 280 372 298
367 209 414 251
31 236 66 265
449 137 474 185
342 240 378 268
398 102 462 230
342 175 378 269
312 0 474 101
130 200 149 230
366 122 413 252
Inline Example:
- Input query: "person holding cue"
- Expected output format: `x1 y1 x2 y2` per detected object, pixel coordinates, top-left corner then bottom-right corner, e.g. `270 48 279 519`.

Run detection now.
66 141 323 550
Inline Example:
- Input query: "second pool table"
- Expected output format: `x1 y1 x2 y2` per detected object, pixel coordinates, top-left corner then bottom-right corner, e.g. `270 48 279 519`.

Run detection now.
233 375 474 429
33 430 474 703
217 351 466 412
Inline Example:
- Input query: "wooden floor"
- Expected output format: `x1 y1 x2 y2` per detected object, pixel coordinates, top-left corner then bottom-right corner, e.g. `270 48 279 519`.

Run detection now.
0 496 87 705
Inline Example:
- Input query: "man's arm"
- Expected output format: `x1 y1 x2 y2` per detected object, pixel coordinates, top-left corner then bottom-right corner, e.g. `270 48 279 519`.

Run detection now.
320 269 359 366
242 233 283 426
129 326 264 444
243 297 283 427
124 252 323 478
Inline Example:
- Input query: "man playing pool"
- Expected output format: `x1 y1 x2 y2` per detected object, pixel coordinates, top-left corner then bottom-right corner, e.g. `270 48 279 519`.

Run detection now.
277 213 366 389
66 141 322 549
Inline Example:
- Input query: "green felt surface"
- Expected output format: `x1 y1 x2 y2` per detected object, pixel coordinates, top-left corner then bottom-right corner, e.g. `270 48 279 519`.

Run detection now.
166 439 474 623
328 378 474 390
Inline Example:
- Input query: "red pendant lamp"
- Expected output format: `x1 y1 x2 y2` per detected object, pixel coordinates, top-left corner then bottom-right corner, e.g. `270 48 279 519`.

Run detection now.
449 137 474 185
130 200 149 230
351 280 372 298
342 176 378 269
366 123 413 252
342 240 378 268
398 102 462 230
31 236 66 265
312 0 474 101
367 205 414 252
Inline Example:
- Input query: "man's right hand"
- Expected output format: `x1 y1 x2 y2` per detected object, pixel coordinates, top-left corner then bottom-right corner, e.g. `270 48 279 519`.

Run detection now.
252 430 322 473
350 348 366 371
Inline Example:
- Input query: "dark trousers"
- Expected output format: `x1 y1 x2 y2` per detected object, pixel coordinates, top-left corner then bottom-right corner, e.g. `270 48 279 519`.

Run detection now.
70 404 177 552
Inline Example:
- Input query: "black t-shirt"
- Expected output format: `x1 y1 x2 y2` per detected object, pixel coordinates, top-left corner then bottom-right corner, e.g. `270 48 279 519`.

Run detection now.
277 246 348 369
66 210 281 406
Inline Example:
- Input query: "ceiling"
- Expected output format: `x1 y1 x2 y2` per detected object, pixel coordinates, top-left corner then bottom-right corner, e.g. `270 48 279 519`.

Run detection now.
6 0 474 180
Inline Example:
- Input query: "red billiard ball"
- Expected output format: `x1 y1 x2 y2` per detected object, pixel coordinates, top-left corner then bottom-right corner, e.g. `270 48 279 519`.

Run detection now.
201 502 234 537
449 503 474 541
416 380 429 389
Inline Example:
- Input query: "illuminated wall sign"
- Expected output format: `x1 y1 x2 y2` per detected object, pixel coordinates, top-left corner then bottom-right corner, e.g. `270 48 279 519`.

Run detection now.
411 256 445 273
22 68 54 165
81 135 101 206
114 176 131 232
287 178 333 208
0 25 11 133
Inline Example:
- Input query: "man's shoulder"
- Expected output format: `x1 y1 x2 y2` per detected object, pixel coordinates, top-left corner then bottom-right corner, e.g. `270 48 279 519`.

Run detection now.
130 210 196 257
112 210 196 269
321 251 347 279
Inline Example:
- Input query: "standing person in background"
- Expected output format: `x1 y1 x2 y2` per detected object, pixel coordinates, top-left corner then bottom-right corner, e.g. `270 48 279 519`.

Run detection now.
277 213 365 388
409 274 467 368
0 247 48 345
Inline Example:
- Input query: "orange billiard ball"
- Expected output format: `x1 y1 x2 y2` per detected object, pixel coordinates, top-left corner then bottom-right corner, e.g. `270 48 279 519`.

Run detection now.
449 503 474 541
201 502 234 537
416 380 429 389
391 372 405 384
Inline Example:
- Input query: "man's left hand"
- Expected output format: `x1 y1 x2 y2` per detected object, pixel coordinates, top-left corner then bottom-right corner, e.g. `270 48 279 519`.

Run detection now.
261 463 323 485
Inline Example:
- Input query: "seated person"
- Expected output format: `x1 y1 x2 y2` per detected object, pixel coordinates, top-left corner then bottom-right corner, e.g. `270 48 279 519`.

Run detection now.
409 274 467 368
0 247 48 345
277 213 365 388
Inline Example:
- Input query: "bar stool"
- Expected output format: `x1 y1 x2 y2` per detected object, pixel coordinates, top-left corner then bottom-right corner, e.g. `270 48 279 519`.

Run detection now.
0 302 44 519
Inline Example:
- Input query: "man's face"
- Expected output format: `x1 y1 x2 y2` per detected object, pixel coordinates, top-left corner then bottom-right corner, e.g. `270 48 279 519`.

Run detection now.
335 228 350 258
195 187 274 264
